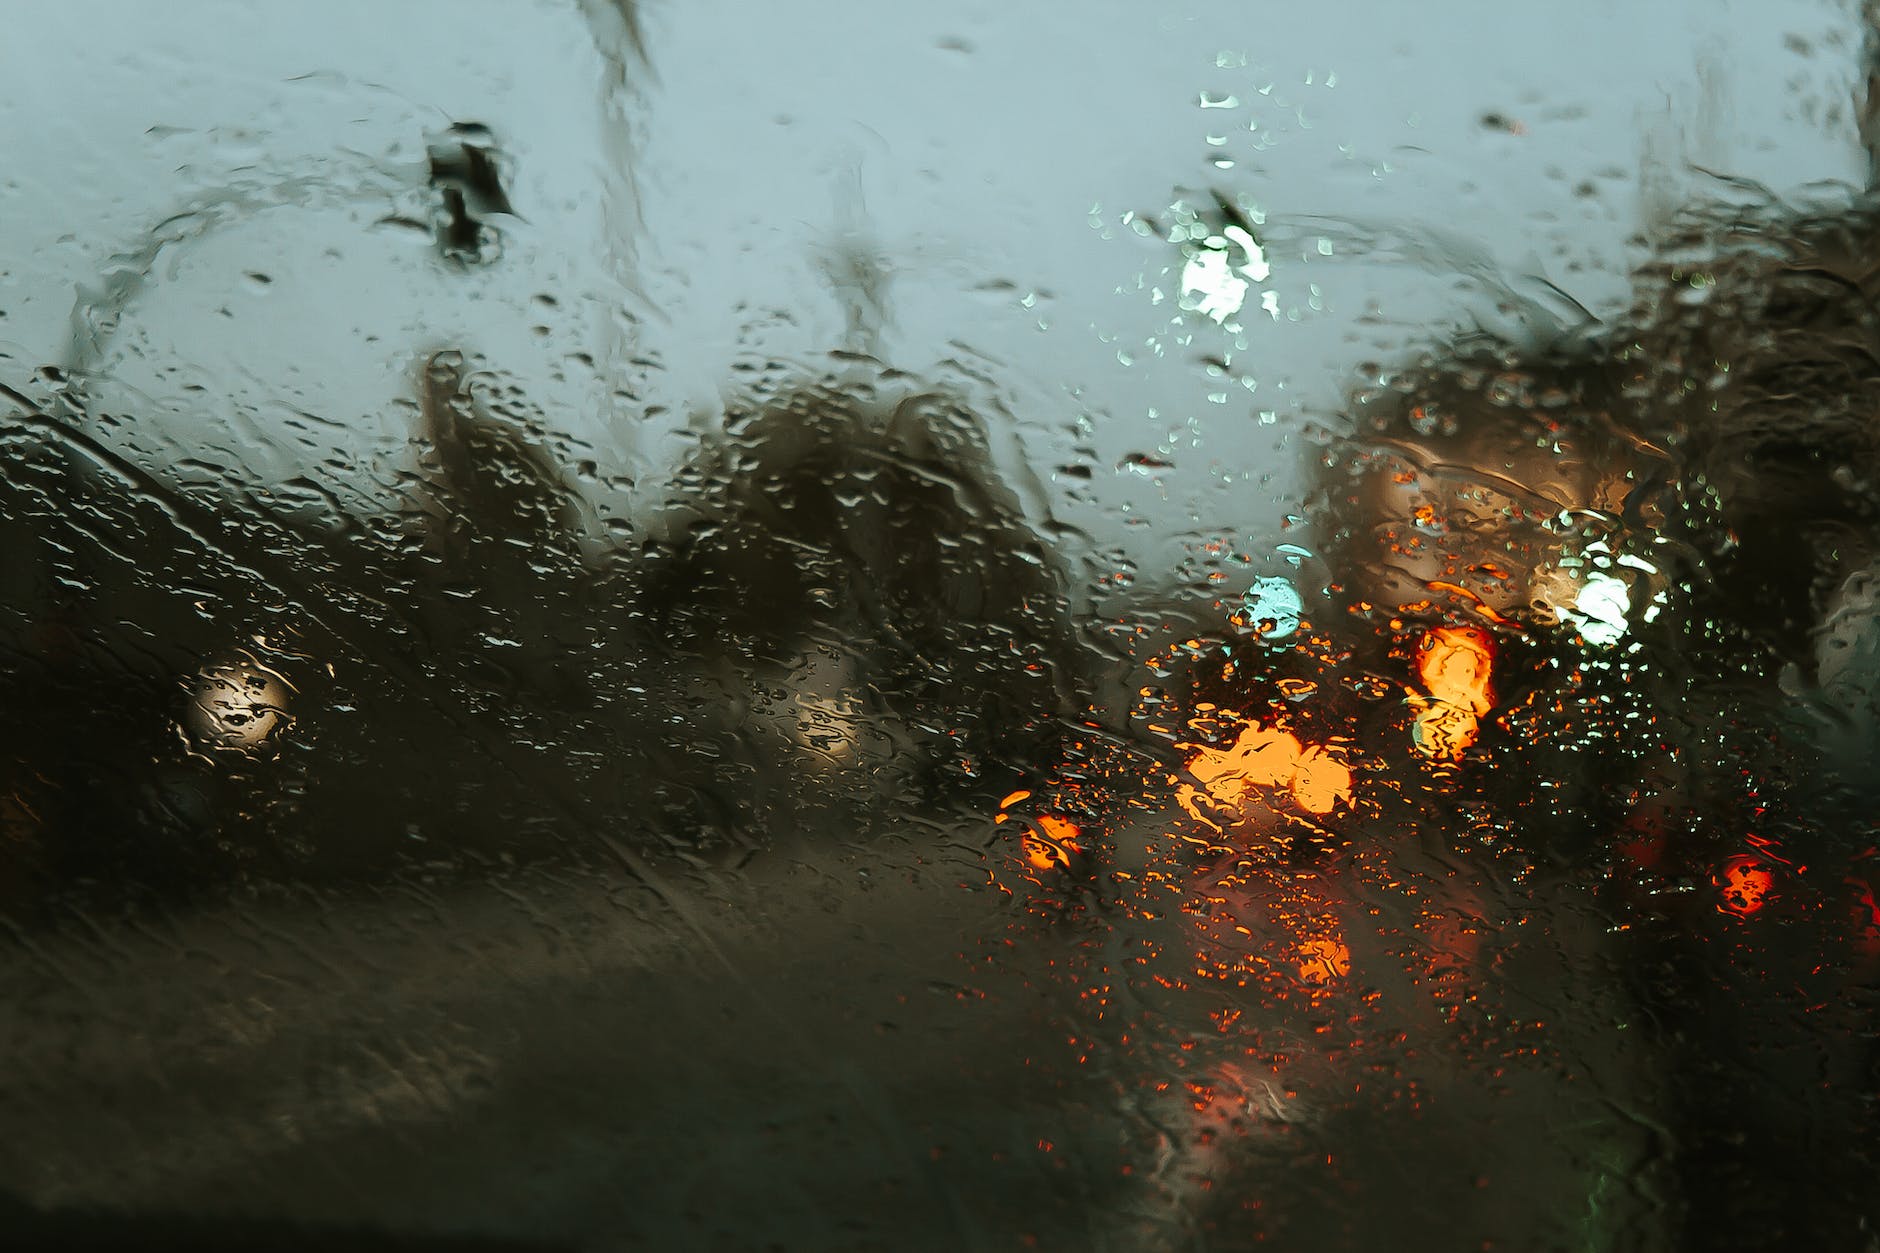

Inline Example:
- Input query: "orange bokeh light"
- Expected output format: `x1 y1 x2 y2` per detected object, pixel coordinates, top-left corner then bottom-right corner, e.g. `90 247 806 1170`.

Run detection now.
1415 626 1495 713
1296 936 1352 986
1716 854 1774 917
1409 626 1496 761
1177 718 1353 827
1022 814 1083 872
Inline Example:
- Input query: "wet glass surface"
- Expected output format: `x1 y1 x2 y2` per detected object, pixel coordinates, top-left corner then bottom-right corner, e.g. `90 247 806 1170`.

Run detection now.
2 2 1878 1249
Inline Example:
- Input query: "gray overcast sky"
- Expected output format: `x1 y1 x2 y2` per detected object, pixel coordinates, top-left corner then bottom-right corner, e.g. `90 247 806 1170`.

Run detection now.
0 0 1866 581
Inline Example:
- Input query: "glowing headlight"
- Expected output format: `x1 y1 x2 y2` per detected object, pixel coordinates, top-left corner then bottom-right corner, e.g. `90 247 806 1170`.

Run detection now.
1561 572 1632 648
1231 576 1302 643
1179 225 1271 324
1532 539 1664 648
186 656 291 752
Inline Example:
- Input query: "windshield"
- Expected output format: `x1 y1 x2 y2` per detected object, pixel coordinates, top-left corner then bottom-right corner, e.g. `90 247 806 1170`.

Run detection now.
1 3 1876 1250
